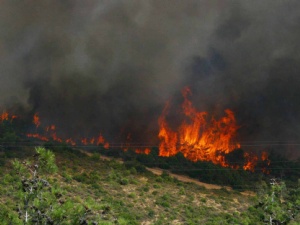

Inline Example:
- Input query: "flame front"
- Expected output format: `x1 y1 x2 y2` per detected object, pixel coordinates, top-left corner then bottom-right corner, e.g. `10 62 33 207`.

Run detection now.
25 113 110 148
158 87 241 167
1 101 268 172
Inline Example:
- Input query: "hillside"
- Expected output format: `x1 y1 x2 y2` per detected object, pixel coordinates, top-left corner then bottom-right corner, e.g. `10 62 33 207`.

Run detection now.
1 145 299 224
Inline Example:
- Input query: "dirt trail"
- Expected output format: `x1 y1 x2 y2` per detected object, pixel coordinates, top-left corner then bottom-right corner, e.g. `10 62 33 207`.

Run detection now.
80 150 254 195
147 167 255 196
146 167 227 190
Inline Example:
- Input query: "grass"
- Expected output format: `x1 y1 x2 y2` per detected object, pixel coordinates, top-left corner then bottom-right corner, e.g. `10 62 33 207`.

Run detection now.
0 146 261 224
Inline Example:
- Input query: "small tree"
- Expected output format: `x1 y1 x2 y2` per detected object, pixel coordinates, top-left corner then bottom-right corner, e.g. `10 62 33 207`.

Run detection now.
257 178 293 225
12 147 96 224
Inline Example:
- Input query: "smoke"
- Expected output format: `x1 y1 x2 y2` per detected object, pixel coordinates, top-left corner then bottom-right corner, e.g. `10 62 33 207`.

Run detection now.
1 0 300 147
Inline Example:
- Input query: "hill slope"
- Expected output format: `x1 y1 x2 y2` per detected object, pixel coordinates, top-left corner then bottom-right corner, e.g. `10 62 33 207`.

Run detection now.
0 145 299 224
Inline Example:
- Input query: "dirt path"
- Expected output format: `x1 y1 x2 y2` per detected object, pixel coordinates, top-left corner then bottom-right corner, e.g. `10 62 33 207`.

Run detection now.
146 167 255 196
79 150 254 196
146 167 228 190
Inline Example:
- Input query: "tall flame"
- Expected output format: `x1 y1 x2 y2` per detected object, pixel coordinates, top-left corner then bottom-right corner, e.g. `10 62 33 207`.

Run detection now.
1 100 268 172
158 87 241 167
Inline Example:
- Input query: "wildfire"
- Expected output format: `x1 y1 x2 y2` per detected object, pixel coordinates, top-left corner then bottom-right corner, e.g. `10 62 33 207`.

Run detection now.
27 133 49 142
243 152 259 172
1 99 269 172
78 134 110 149
0 112 9 122
121 133 151 154
96 133 110 149
0 111 17 122
26 113 110 148
135 148 151 155
158 87 261 170
33 113 41 128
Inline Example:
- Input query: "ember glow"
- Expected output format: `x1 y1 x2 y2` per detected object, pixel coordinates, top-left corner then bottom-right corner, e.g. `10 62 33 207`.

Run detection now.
135 148 151 155
121 133 151 154
158 87 265 171
0 111 17 122
33 113 41 128
25 114 110 148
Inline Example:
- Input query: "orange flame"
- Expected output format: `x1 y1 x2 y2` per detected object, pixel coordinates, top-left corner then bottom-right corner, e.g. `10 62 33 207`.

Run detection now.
135 148 151 155
66 138 76 146
0 112 9 122
97 134 110 149
33 113 41 128
0 112 18 123
243 152 259 172
158 87 242 167
25 113 111 149
27 133 49 142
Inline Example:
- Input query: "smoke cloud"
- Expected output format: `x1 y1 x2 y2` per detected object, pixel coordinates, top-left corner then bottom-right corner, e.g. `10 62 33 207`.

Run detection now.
1 0 300 148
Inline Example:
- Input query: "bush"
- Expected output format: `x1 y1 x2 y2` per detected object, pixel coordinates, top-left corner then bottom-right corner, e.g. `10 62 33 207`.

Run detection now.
119 178 129 185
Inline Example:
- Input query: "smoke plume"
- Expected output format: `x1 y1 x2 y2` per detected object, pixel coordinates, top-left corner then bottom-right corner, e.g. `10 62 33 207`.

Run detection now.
1 0 300 149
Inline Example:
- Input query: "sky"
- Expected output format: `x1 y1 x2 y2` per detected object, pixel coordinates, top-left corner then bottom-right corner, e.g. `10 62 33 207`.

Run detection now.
1 0 300 150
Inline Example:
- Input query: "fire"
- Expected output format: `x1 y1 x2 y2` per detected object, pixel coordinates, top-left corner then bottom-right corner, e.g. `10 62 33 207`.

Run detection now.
1 104 269 172
96 133 110 149
46 125 56 132
120 133 150 154
27 133 49 142
135 148 151 155
0 111 17 122
66 138 76 146
243 152 259 172
33 113 41 128
158 102 178 157
0 112 9 122
26 113 110 149
158 87 242 168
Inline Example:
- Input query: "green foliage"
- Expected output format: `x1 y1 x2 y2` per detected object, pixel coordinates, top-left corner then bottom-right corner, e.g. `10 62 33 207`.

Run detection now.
156 194 171 208
2 141 300 225
250 179 300 224
119 178 129 185
8 147 110 224
35 146 58 174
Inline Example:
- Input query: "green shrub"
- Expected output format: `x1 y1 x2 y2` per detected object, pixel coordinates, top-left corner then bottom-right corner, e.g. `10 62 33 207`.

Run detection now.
119 178 129 185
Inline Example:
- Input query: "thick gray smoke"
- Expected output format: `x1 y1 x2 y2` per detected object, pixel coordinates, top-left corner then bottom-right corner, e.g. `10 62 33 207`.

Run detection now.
1 0 300 147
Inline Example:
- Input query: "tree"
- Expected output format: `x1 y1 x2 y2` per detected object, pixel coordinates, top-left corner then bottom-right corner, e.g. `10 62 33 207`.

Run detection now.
12 147 96 224
257 178 294 225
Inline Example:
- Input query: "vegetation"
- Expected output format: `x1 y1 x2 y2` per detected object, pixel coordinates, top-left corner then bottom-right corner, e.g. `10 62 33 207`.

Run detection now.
0 144 299 224
0 121 300 224
97 147 300 191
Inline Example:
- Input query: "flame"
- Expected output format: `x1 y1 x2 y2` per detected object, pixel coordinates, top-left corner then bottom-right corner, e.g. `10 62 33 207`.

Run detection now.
158 102 178 157
46 125 56 132
135 148 151 155
261 151 270 174
33 113 41 128
1 106 269 172
26 113 110 149
120 133 150 154
0 111 17 122
66 138 76 146
81 138 88 145
0 112 9 122
243 152 259 172
158 87 242 168
26 133 49 142
96 133 110 149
